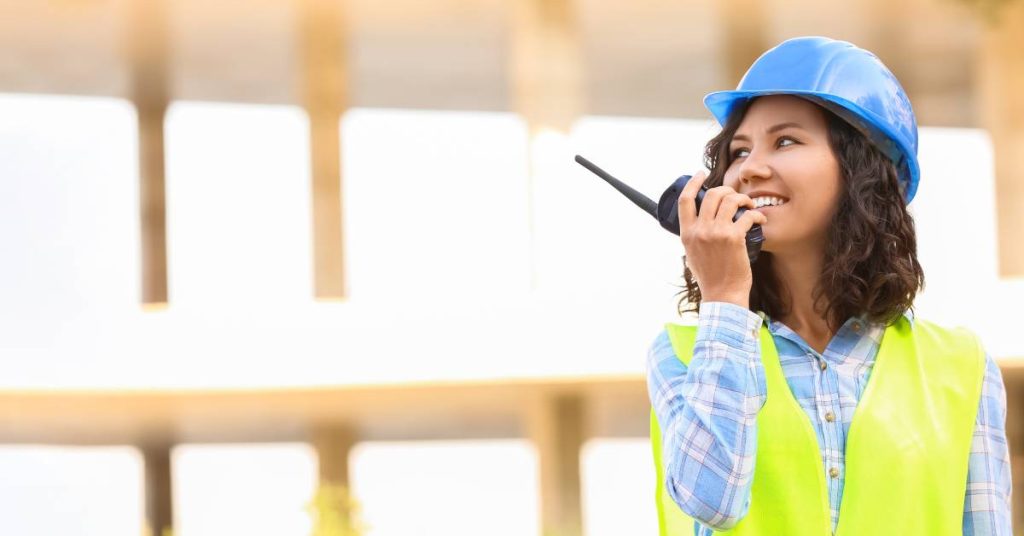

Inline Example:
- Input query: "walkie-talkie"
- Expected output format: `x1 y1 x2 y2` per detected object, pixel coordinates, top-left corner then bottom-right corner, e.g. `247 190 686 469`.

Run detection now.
574 154 764 263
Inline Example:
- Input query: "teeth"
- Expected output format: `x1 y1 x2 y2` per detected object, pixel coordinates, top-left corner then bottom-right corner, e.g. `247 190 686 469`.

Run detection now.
753 196 787 208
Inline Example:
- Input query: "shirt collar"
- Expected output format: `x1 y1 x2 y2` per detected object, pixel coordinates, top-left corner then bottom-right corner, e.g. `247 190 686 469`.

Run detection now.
756 308 914 365
757 308 915 329
902 308 915 328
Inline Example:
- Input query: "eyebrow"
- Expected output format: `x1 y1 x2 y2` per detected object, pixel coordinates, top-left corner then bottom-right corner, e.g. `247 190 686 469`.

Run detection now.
731 122 806 143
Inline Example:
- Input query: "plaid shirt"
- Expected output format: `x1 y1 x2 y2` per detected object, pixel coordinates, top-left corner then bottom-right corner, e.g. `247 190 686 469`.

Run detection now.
647 301 1012 535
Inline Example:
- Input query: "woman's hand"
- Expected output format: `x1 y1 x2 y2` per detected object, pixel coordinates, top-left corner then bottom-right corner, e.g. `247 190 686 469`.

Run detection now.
678 171 767 309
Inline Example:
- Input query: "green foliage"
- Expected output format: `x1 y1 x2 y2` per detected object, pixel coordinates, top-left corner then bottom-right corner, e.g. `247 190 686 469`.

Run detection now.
139 484 365 536
139 525 174 536
307 483 366 536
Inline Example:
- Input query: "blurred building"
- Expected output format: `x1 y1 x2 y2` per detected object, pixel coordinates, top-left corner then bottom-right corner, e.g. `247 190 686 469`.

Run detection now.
0 0 1022 534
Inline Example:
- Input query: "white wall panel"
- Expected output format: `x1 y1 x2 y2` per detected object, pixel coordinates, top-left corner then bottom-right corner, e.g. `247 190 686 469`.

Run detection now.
342 108 531 302
581 439 658 536
173 443 317 536
0 94 138 349
0 446 142 536
351 440 539 536
165 101 313 307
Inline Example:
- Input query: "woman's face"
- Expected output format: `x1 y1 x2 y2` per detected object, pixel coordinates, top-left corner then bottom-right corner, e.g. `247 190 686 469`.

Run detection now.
722 95 843 254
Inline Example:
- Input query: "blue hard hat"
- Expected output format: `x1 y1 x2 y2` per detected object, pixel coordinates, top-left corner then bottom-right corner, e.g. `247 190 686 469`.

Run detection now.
703 36 920 203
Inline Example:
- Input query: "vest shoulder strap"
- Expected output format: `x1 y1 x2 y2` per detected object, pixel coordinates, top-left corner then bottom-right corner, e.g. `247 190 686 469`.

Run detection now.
663 323 699 367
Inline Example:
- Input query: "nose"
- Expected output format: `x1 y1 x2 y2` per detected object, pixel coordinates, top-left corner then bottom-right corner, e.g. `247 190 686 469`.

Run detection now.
737 149 771 185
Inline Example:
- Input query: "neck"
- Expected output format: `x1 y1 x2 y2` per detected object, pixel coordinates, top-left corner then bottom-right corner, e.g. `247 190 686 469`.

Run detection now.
768 246 835 350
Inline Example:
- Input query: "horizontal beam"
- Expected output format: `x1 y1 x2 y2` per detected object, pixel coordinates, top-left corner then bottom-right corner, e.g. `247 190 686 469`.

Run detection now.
0 377 648 445
2 363 1023 446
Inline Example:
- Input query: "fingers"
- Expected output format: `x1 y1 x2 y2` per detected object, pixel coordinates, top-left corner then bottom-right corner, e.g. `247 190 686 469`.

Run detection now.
678 174 765 241
734 206 768 231
698 185 738 224
714 192 756 225
676 170 707 232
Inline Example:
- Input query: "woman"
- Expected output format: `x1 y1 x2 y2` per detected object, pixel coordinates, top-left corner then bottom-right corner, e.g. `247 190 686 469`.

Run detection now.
647 37 1012 535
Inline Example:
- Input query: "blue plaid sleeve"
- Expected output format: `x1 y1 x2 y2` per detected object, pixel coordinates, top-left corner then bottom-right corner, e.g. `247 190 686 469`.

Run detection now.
646 301 767 530
962 351 1013 535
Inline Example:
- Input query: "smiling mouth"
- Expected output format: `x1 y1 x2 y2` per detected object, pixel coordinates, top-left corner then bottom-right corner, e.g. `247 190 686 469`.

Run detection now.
751 195 789 210
753 197 790 213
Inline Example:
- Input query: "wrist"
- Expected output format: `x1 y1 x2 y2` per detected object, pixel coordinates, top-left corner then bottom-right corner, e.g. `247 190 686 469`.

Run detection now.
701 294 749 309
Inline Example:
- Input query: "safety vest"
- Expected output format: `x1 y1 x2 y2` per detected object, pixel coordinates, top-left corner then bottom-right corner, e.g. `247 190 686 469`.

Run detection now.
651 315 984 535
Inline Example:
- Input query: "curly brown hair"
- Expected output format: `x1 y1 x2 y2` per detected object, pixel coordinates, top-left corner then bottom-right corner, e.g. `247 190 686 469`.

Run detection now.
678 98 925 333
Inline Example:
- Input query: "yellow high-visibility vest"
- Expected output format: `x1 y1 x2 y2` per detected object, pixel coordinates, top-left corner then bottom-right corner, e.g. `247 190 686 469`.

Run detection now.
651 315 984 535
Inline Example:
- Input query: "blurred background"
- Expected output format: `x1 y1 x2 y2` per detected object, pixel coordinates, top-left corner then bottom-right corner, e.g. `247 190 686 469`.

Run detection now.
0 0 1022 534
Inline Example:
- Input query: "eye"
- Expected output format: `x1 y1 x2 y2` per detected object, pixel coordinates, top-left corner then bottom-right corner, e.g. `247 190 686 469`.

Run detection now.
777 136 799 148
730 146 750 159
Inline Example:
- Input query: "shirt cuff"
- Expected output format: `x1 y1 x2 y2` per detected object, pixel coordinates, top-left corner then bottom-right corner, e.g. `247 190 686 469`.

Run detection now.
696 301 763 353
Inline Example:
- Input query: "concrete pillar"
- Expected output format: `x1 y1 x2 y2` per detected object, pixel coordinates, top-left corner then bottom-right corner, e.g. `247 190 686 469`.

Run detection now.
299 0 348 300
140 442 174 536
310 425 358 535
510 0 583 290
528 394 586 536
125 0 170 306
510 0 584 133
715 0 768 87
977 1 1024 277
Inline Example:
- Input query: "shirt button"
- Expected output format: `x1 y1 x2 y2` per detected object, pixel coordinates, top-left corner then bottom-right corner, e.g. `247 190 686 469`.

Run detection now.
851 322 862 333
829 467 840 479
819 360 827 371
825 411 835 422
751 328 758 338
